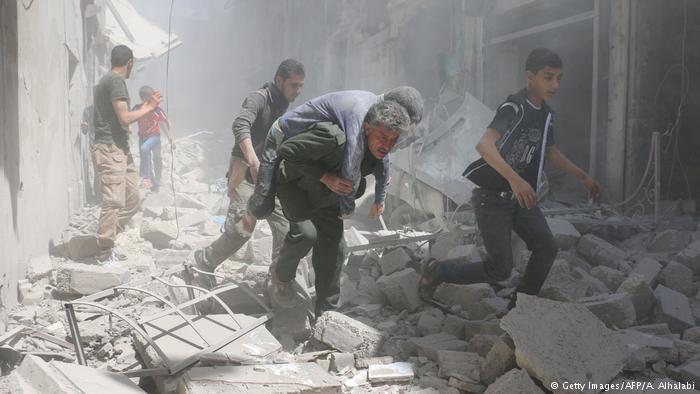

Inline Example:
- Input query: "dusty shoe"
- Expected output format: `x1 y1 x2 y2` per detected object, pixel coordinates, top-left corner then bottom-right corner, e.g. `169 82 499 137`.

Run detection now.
418 258 442 302
267 271 305 309
192 249 216 290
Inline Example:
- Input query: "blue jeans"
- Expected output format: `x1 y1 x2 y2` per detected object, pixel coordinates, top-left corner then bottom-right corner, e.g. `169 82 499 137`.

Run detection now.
437 188 558 296
139 135 162 188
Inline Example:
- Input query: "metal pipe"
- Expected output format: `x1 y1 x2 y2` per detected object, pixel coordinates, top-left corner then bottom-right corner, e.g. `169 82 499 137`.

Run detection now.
64 304 86 366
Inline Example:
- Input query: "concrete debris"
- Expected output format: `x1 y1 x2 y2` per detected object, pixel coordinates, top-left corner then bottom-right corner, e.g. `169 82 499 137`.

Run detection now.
140 220 178 249
653 285 695 333
546 218 581 249
678 240 700 274
648 230 692 253
434 283 495 310
376 268 422 312
501 294 627 394
659 261 696 297
417 308 446 335
437 350 481 382
580 292 637 329
466 334 499 357
55 263 130 295
379 247 413 276
539 260 590 302
180 363 341 393
441 315 468 339
313 311 385 357
154 249 190 268
590 265 626 292
630 257 663 285
616 273 655 321
329 352 355 373
484 368 545 394
446 244 483 262
480 334 516 385
26 255 53 281
448 376 486 393
402 333 468 361
577 234 628 270
368 362 415 384
65 235 99 260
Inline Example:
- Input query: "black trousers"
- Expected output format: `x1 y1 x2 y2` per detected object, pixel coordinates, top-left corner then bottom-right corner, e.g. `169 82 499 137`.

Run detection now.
437 188 557 296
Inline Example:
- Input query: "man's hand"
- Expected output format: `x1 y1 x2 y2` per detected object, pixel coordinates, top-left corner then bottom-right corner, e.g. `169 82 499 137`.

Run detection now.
249 158 260 183
320 173 353 195
340 212 353 220
368 203 384 219
145 91 162 111
509 176 537 209
583 176 602 200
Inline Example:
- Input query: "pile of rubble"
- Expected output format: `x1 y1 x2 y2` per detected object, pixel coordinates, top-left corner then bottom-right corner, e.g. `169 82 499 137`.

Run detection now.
3 131 700 393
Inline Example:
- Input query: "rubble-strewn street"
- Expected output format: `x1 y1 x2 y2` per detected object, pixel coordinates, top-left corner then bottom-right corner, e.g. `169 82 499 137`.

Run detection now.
0 132 699 393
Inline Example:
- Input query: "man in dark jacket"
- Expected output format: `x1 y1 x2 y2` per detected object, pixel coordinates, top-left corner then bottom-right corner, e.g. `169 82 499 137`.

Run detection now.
271 100 411 317
193 59 305 288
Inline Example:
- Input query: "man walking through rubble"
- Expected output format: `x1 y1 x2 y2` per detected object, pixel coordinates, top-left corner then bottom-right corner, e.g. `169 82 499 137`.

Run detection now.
192 59 305 288
92 45 161 261
419 48 602 308
267 101 411 318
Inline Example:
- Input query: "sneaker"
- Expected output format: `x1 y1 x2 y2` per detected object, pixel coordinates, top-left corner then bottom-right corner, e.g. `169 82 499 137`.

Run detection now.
192 249 216 290
267 270 304 309
418 258 443 302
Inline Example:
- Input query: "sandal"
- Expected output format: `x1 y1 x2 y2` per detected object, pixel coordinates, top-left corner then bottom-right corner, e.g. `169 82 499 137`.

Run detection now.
418 258 442 302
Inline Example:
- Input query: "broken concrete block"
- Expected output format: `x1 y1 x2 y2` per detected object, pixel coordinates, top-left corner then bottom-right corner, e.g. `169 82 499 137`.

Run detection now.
684 327 700 344
654 285 695 334
539 260 589 302
484 368 544 394
379 247 412 276
313 311 384 357
590 265 626 292
18 280 43 305
480 334 516 385
572 267 611 296
140 220 178 249
616 273 655 321
577 234 627 269
546 218 581 250
354 274 385 305
376 268 421 312
630 257 663 285
345 227 369 250
659 261 697 297
180 363 341 393
367 362 414 384
330 352 355 373
402 333 469 361
437 350 481 382
448 376 486 393
14 355 145 393
441 315 468 339
434 283 495 310
447 244 482 262
678 360 700 387
55 263 130 295
466 334 499 357
26 255 53 281
464 320 505 341
465 297 509 320
244 236 274 266
500 294 627 394
679 240 700 274
154 249 190 268
178 209 210 228
417 308 446 336
65 235 99 260
580 292 637 329
648 229 692 253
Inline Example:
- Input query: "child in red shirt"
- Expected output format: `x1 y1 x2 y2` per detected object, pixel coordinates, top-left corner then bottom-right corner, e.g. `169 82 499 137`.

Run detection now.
134 86 175 191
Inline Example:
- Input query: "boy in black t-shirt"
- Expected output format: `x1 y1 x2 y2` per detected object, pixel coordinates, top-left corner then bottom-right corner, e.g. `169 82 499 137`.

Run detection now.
419 48 602 308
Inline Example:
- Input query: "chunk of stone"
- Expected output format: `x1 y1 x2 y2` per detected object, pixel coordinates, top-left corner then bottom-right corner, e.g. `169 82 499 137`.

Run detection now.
56 263 130 295
313 311 384 357
437 350 481 382
577 234 627 269
590 266 626 292
434 283 495 310
367 362 414 384
65 235 99 260
539 260 589 302
417 308 446 336
648 230 691 253
630 257 663 285
26 255 53 281
654 285 695 334
678 240 700 274
484 368 545 394
464 320 505 341
376 268 421 312
480 334 516 385
402 333 468 361
141 220 178 249
616 273 655 322
580 292 637 329
441 315 467 339
659 261 696 297
466 334 499 357
379 247 412 276
547 218 581 250
500 294 627 394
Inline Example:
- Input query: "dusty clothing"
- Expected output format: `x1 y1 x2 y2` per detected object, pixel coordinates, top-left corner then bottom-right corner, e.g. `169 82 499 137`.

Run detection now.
93 72 130 152
203 181 288 268
134 105 167 140
274 122 381 315
273 90 390 215
230 82 290 161
91 143 140 248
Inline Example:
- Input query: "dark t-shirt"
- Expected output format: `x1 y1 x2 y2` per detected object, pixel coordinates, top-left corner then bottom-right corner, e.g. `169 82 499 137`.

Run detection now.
93 72 130 151
486 92 555 190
